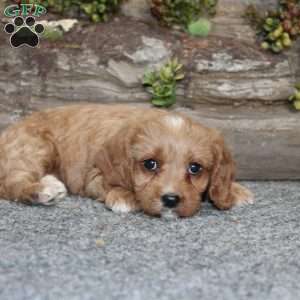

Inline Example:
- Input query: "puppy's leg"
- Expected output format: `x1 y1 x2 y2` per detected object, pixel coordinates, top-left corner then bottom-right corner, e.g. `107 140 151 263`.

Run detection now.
84 168 106 201
0 126 64 205
2 170 43 204
37 175 67 205
231 182 254 207
1 172 67 205
2 173 67 206
105 187 140 213
84 169 140 213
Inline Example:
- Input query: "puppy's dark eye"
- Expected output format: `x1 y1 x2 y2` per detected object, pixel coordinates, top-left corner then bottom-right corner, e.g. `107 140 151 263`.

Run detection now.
143 159 159 171
188 163 203 175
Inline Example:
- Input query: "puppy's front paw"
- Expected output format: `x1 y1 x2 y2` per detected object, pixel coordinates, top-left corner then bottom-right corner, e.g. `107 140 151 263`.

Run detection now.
110 202 134 213
105 188 140 214
232 182 255 207
36 175 67 206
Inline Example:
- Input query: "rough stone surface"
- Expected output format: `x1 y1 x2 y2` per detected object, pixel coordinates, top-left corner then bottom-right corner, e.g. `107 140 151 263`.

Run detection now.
124 36 171 65
0 182 300 300
0 13 297 107
39 19 79 32
121 0 153 21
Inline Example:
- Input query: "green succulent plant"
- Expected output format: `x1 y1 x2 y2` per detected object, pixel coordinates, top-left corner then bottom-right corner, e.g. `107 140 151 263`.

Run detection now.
187 17 212 36
288 83 300 110
143 58 185 108
245 0 300 54
150 0 218 31
24 0 123 22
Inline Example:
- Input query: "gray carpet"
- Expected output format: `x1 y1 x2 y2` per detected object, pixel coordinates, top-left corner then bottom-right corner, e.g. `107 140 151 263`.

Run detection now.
0 182 299 300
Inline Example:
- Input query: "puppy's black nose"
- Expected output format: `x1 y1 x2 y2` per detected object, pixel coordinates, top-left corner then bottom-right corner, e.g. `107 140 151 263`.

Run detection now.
161 194 180 208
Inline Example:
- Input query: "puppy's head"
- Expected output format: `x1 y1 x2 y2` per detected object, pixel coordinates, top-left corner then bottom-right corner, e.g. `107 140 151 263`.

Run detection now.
98 112 236 217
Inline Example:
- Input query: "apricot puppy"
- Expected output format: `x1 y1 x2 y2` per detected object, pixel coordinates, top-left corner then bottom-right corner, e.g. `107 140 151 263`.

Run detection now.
0 104 253 217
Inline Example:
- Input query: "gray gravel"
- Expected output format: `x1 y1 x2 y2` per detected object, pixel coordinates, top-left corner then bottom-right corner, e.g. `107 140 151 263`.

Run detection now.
0 182 300 300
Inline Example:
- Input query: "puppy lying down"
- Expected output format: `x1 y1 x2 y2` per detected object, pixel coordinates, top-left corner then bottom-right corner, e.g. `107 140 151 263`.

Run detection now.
0 105 253 217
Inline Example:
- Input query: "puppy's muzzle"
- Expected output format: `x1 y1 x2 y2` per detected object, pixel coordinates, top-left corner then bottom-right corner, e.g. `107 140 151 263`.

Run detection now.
161 193 180 208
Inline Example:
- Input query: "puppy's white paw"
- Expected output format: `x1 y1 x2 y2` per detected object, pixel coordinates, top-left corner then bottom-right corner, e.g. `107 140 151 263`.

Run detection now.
234 194 255 207
110 202 133 213
232 183 255 207
106 188 140 214
37 175 67 206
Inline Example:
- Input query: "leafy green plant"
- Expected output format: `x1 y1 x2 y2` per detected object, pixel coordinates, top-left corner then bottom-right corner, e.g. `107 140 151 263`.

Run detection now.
187 17 212 36
26 0 123 22
288 83 300 110
150 0 217 30
245 0 300 53
143 58 185 108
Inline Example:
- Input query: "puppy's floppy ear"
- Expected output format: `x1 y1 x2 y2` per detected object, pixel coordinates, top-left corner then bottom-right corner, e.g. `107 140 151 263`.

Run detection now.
208 130 237 210
95 124 138 190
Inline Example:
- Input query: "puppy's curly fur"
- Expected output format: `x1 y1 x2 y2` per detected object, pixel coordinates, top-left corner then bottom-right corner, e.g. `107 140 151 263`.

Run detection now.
0 105 253 217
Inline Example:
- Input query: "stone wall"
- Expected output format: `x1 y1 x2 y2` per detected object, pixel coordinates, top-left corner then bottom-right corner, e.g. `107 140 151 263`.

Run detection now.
0 0 298 111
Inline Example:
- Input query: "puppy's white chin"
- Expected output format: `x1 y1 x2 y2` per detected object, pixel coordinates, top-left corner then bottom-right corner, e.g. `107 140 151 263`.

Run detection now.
160 208 179 220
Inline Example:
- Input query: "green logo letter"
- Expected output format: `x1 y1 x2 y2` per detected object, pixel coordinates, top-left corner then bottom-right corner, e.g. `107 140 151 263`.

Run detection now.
4 5 20 17
33 5 47 17
21 4 33 17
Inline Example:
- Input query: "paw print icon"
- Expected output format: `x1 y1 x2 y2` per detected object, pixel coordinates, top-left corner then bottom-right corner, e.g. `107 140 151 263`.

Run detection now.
4 16 45 48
